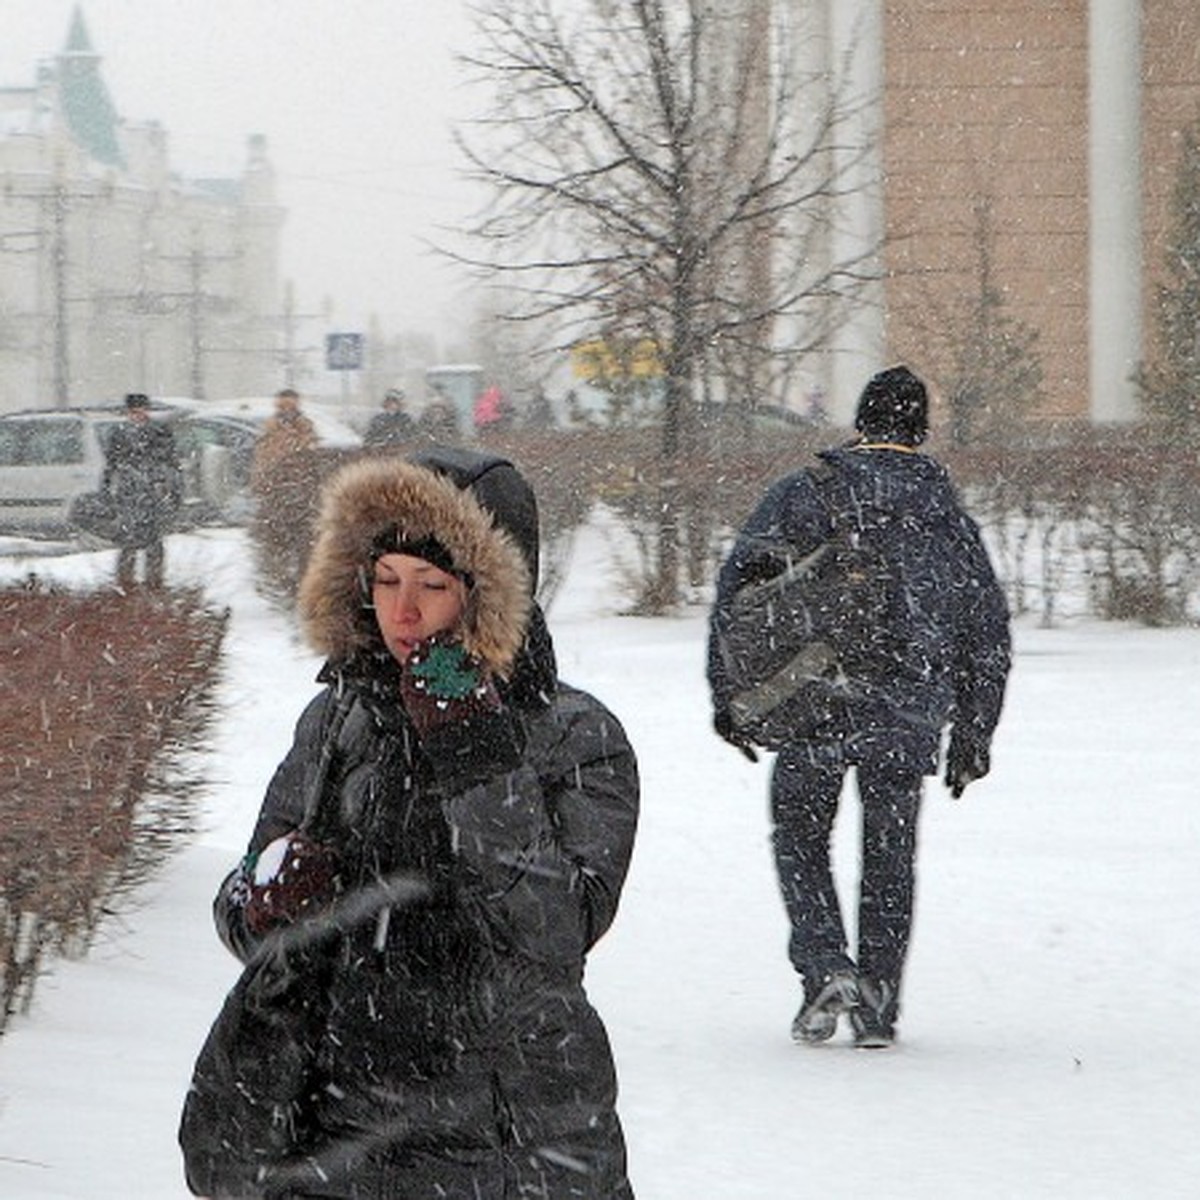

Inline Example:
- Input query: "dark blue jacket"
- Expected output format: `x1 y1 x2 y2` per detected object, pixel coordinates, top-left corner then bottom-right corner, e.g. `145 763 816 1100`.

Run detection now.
708 444 1011 771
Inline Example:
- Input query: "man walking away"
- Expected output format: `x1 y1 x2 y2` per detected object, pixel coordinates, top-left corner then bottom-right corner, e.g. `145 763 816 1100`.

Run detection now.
707 365 1011 1048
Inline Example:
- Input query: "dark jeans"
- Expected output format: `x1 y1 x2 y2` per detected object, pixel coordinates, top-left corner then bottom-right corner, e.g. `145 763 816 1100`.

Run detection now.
771 743 924 1023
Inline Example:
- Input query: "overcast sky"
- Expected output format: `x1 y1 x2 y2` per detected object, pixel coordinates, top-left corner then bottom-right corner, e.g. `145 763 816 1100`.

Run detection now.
1 1 485 344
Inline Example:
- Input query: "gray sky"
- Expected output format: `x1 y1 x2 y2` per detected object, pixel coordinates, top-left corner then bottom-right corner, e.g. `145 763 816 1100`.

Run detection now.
1 1 483 342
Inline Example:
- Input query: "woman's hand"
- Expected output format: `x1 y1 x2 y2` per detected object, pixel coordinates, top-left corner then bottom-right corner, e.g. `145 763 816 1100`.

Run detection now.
399 633 504 739
399 633 522 790
240 831 340 935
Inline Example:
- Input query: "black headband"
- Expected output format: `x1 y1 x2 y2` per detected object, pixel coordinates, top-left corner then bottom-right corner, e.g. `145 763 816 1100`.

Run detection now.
368 527 473 587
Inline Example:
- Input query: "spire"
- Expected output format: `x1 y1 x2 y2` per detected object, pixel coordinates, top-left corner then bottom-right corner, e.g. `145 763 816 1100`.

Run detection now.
57 5 125 168
65 5 92 53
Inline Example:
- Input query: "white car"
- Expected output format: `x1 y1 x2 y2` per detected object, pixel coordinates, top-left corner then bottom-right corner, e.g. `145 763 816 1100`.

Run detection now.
172 395 364 449
0 403 260 537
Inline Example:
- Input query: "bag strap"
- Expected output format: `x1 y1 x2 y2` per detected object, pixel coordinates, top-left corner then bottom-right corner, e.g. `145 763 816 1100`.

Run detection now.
808 458 875 543
299 688 356 840
807 459 846 536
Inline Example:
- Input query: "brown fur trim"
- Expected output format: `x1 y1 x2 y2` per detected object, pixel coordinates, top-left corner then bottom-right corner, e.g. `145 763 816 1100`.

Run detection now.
297 458 531 674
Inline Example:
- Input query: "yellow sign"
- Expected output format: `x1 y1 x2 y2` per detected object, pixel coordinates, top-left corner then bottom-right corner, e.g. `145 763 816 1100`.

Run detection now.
571 338 664 381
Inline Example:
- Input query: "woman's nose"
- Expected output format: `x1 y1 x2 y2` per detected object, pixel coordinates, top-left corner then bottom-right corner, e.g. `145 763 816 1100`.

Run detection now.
385 584 420 622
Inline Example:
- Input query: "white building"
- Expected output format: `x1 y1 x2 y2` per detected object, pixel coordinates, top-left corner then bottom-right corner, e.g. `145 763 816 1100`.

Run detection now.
0 7 285 412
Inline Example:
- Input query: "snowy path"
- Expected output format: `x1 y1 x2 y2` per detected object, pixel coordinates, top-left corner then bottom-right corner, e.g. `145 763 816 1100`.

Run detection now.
1 526 1198 1198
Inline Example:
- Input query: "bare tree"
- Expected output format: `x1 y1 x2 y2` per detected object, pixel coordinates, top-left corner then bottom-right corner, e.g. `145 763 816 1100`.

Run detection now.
1136 106 1200 445
452 0 879 610
932 192 1045 447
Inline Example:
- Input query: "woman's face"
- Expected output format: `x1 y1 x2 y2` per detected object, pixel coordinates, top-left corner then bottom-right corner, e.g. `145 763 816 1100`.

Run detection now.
371 553 467 663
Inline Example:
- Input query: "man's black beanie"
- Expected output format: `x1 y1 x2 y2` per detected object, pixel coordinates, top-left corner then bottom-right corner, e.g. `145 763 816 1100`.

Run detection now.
854 365 929 445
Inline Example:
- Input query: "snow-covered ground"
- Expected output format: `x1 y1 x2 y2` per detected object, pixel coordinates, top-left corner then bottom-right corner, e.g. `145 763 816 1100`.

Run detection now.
0 520 1197 1199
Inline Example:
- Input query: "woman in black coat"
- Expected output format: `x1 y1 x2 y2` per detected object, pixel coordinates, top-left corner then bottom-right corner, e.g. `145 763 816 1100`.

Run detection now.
194 449 639 1198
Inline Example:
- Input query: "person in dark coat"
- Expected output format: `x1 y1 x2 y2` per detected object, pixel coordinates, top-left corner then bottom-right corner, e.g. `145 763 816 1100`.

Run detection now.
707 365 1011 1048
363 388 416 448
101 392 183 588
417 393 461 444
204 448 639 1197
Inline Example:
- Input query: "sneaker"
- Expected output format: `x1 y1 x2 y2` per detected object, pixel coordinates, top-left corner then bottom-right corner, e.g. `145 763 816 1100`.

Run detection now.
850 979 896 1049
791 970 861 1045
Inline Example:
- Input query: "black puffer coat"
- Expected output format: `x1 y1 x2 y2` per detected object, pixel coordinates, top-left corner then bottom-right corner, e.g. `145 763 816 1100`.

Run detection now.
213 453 639 1198
709 444 1011 770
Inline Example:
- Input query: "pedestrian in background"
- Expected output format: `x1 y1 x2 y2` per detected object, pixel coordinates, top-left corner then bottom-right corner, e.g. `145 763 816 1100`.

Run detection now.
472 383 514 438
708 365 1011 1048
363 387 416 448
101 392 182 589
251 387 318 491
249 387 322 604
417 391 460 444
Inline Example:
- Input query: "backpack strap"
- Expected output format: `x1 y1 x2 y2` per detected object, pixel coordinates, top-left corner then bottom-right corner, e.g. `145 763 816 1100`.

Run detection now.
850 441 921 455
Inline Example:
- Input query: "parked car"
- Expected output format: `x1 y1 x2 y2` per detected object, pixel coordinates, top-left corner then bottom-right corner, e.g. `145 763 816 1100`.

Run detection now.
173 395 364 449
0 403 260 538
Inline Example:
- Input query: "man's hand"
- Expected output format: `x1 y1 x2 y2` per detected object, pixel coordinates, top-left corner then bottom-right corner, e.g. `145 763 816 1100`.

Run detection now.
714 710 759 763
945 732 990 799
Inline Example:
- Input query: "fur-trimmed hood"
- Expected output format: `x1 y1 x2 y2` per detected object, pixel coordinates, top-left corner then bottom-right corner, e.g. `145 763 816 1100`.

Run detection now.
298 456 532 675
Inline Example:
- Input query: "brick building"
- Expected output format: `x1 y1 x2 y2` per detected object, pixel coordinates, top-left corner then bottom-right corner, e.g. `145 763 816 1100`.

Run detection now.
794 0 1200 427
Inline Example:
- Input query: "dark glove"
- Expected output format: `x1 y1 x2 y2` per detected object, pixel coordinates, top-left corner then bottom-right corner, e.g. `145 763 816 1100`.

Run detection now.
944 732 990 799
240 831 340 936
714 709 759 763
400 633 522 790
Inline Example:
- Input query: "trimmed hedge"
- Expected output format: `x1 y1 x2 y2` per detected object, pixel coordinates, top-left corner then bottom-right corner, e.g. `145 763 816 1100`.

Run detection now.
0 583 228 1028
246 420 1200 624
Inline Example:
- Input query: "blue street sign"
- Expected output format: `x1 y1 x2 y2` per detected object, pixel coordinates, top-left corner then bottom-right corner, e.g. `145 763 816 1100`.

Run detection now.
326 332 364 371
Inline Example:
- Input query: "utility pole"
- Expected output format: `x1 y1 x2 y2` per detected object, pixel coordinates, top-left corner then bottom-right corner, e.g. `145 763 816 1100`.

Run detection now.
279 281 327 388
188 246 204 399
51 163 70 407
5 162 101 408
159 234 240 400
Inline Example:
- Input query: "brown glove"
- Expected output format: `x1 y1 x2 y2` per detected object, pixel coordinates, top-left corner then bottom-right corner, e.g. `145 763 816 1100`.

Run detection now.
241 831 340 936
399 633 504 738
399 633 522 791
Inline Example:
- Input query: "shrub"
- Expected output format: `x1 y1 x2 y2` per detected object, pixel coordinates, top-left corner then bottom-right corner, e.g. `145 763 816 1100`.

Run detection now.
944 424 1200 626
0 582 227 1028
